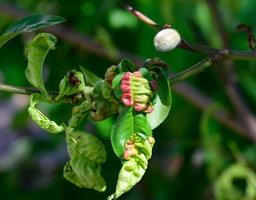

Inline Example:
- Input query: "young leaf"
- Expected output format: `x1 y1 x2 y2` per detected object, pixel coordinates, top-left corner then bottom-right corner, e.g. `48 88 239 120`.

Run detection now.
64 131 106 192
28 93 64 134
25 33 57 98
112 72 125 100
147 74 172 129
111 107 134 158
108 155 148 200
138 67 153 81
117 59 136 73
66 131 106 163
56 70 86 101
111 106 153 159
134 113 152 136
68 100 92 129
64 156 106 192
0 14 65 48
80 66 102 86
108 134 154 199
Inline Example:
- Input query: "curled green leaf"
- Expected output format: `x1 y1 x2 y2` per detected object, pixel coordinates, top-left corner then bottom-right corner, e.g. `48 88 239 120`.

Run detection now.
90 80 119 121
117 59 136 73
56 70 86 101
111 107 152 159
68 100 92 129
147 74 172 129
111 107 134 158
28 93 64 134
109 134 154 199
64 131 106 192
214 163 256 200
80 66 102 86
0 14 65 48
25 33 57 98
66 131 106 163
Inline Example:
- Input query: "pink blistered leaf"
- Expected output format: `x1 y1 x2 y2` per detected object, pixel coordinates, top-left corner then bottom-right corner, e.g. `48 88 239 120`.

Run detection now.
144 104 154 113
121 93 133 106
133 71 142 78
122 72 132 81
121 84 131 92
134 103 147 112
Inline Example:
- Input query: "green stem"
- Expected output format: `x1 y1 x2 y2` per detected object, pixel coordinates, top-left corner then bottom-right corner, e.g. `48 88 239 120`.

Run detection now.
169 58 212 84
0 82 71 102
0 82 39 95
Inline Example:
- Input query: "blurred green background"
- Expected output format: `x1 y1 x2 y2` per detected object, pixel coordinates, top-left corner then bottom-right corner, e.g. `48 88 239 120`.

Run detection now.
1 0 256 200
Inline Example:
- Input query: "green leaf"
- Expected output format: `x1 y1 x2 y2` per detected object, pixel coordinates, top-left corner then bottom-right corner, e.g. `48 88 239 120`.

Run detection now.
108 134 154 199
111 107 152 159
214 164 256 200
147 74 172 129
108 155 148 200
111 107 134 158
80 66 102 86
28 93 64 134
68 100 92 129
25 33 57 98
66 131 106 163
0 14 65 48
117 59 136 73
138 67 153 81
56 70 86 101
134 113 152 136
64 157 106 192
112 72 124 100
64 131 106 192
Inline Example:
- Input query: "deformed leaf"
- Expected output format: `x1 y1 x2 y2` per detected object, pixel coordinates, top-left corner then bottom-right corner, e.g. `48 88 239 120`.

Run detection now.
56 70 86 101
108 155 148 200
25 33 57 98
64 131 106 192
111 107 134 158
111 107 153 159
117 59 136 73
64 154 106 192
80 66 102 86
63 161 84 187
147 74 172 129
138 67 153 81
112 72 124 100
28 93 64 134
108 134 154 199
0 14 65 48
134 113 152 136
66 131 106 163
68 100 92 129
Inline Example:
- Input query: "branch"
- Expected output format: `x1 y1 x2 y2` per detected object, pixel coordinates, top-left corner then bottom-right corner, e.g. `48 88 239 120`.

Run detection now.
169 57 212 84
0 82 38 95
0 3 254 141
122 3 256 60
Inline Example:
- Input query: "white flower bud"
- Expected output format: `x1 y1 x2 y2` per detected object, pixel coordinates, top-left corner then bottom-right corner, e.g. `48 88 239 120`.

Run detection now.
153 28 181 52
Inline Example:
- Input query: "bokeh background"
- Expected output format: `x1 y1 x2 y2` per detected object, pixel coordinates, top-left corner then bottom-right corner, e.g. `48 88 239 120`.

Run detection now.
1 0 256 200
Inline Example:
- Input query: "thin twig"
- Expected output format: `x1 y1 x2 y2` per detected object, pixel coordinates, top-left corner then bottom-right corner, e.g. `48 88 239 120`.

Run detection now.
123 3 256 60
0 82 39 95
169 57 212 84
